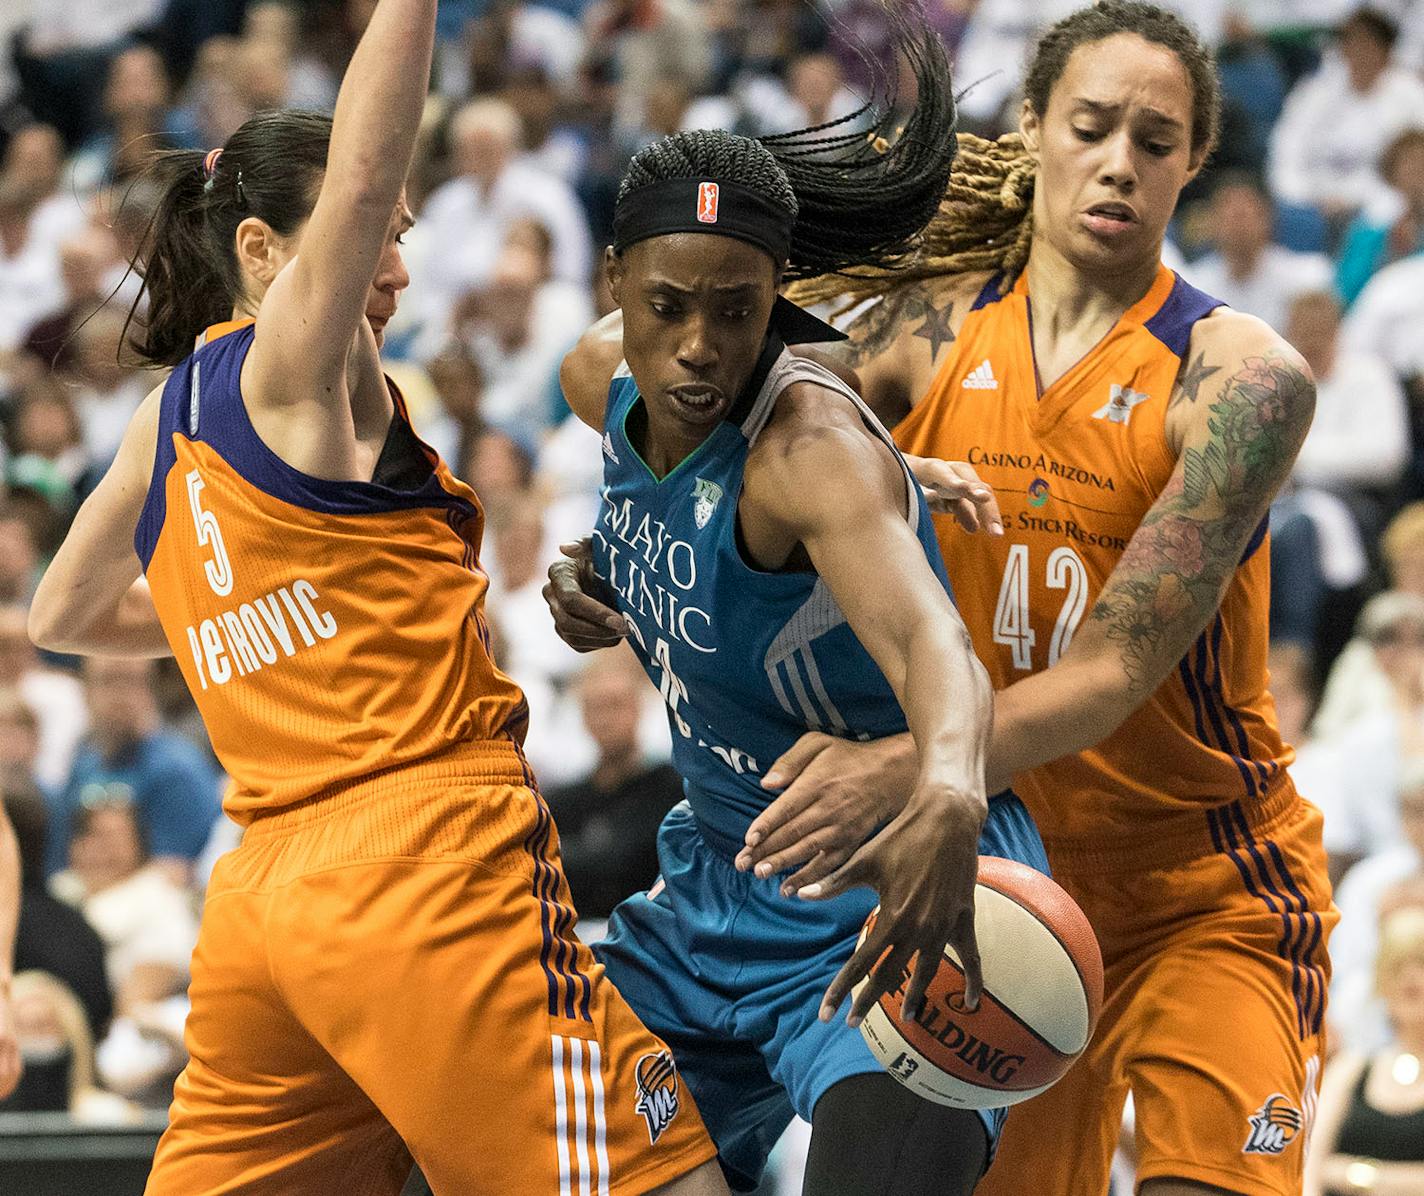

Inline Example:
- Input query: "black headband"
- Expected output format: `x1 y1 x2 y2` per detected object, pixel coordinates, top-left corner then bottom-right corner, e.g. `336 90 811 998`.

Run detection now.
612 176 845 344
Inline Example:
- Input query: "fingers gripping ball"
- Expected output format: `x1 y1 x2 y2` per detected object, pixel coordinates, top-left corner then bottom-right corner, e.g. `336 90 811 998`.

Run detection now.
854 857 1103 1109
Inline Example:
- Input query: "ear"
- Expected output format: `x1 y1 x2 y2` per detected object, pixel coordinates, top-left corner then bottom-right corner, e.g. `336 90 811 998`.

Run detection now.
1018 99 1042 154
232 216 288 291
1186 143 1208 181
604 245 625 306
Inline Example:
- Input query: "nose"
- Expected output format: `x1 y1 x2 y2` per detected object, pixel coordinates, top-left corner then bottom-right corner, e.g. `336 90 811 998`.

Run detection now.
1098 129 1138 192
676 315 717 373
376 241 410 296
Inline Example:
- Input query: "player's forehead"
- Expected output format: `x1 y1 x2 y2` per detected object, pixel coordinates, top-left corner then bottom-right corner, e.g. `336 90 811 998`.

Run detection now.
626 232 777 293
1050 34 1194 129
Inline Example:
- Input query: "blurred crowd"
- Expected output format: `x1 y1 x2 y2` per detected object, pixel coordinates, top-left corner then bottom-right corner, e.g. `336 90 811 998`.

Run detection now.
0 0 1421 1190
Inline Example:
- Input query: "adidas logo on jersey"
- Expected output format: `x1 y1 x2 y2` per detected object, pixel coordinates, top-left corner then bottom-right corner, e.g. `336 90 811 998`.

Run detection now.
962 360 998 390
602 433 620 465
1092 384 1150 424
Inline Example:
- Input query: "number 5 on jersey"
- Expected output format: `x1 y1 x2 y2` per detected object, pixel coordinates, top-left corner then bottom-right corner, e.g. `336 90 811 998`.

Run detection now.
186 470 234 597
992 544 1088 671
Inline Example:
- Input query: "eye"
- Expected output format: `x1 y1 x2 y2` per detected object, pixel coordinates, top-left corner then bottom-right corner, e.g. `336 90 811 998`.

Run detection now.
722 308 752 321
395 233 407 246
1144 141 1174 157
649 300 678 318
1073 127 1103 143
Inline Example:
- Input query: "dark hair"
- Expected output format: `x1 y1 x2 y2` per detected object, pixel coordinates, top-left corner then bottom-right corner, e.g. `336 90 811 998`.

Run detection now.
1341 8 1399 50
124 109 332 368
616 5 958 281
1024 1 1221 159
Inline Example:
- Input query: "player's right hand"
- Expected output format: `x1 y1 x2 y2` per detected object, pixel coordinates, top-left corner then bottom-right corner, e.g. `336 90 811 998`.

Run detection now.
800 778 986 1028
543 536 627 651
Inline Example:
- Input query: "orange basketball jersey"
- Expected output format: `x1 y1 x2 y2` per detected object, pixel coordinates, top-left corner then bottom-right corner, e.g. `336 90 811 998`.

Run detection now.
896 266 1293 851
137 320 528 821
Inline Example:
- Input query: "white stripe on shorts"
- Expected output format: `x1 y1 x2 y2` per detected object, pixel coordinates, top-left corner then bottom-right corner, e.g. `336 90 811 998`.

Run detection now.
552 1036 571 1196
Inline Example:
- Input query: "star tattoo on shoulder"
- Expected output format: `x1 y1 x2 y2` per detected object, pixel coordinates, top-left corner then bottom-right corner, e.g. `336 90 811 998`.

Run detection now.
910 297 956 360
1168 351 1221 409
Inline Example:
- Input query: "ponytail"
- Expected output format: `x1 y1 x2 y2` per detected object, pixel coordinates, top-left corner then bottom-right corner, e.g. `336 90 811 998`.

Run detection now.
123 110 332 368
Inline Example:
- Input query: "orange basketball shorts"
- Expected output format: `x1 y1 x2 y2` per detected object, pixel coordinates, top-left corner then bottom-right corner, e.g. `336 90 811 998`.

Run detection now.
976 787 1336 1196
144 741 717 1196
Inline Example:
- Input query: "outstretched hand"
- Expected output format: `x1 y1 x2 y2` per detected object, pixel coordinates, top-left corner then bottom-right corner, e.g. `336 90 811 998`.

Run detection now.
902 456 1004 534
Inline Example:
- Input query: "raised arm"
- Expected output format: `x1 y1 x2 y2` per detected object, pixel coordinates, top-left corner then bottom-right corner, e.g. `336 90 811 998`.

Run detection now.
245 0 435 392
987 314 1314 789
743 390 991 1024
29 387 172 658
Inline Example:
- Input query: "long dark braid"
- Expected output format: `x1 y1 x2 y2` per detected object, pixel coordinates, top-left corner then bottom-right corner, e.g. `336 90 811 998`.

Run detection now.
616 3 958 281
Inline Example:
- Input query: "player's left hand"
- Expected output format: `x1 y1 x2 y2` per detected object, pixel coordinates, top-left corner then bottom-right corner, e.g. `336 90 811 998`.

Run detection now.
543 536 627 651
901 457 1003 534
734 732 916 895
800 777 986 1028
0 983 21 1100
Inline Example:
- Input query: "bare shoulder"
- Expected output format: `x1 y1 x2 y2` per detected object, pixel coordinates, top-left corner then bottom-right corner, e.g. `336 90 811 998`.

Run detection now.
560 311 625 430
1165 307 1315 449
746 379 900 523
832 270 993 427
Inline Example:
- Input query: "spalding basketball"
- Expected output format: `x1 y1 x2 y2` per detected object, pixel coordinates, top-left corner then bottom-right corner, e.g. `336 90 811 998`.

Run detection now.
854 856 1103 1109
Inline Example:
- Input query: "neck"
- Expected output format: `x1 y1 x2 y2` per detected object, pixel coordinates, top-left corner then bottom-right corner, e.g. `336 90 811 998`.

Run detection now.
592 745 640 790
1023 236 1160 337
1223 243 1264 277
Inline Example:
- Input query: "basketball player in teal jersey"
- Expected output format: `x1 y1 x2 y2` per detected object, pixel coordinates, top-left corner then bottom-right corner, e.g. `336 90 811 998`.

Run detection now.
546 18 1050 1193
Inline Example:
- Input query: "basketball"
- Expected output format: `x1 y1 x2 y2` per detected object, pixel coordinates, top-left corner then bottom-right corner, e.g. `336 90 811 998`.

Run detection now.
854 856 1104 1110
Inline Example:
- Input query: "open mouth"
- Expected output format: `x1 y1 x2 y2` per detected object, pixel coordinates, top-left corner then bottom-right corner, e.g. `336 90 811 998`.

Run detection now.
666 385 728 422
1083 202 1138 235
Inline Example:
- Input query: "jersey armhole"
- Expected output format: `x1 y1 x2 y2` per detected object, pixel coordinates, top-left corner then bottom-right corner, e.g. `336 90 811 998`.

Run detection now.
134 365 189 571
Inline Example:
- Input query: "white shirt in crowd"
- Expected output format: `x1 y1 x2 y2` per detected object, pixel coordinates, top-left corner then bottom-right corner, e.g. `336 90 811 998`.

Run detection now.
1269 55 1424 211
1183 246 1332 334
409 157 593 323
1329 842 1422 1054
21 667 87 792
1293 350 1410 491
20 0 165 53
1342 254 1424 378
1294 711 1406 860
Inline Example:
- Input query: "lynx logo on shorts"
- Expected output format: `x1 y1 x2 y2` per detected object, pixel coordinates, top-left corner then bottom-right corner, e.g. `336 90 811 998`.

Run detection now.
692 477 723 529
697 182 719 224
634 1050 681 1144
1243 1094 1304 1155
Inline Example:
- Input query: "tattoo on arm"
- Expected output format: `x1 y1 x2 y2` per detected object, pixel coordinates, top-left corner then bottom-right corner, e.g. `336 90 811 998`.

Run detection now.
1167 351 1220 409
1088 352 1312 691
843 285 956 367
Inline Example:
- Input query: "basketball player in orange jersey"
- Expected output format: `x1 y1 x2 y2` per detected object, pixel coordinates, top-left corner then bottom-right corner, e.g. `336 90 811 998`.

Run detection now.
25 2 728 1192
726 3 1337 1194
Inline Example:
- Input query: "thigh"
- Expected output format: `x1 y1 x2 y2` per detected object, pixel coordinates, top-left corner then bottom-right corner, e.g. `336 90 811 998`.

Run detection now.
146 885 410 1196
272 840 718 1196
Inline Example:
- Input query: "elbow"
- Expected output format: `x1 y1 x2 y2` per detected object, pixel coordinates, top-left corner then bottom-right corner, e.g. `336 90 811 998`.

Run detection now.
27 588 81 655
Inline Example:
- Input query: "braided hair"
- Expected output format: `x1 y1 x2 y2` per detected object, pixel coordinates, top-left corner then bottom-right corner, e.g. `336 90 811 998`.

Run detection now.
615 3 958 282
790 0 1220 313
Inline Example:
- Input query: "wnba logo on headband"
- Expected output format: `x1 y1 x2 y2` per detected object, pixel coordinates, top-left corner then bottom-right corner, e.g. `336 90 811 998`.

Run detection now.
697 182 719 224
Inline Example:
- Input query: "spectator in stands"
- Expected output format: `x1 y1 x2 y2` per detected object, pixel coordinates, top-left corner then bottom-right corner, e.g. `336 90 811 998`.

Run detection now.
0 606 85 793
0 506 40 608
2 124 87 259
486 496 581 690
783 52 860 133
1337 127 1424 308
69 45 194 195
62 309 148 473
1341 249 1424 382
1329 760 1424 1056
1184 173 1333 332
409 98 592 357
47 658 220 881
544 649 683 919
20 222 126 374
1316 509 1424 736
1309 908 1424 1196
460 426 535 524
1269 8 1424 226
1287 290 1409 497
1308 594 1424 872
6 782 113 1041
0 970 139 1122
584 0 712 136
0 173 66 359
241 0 339 112
452 240 594 449
51 799 197 1007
